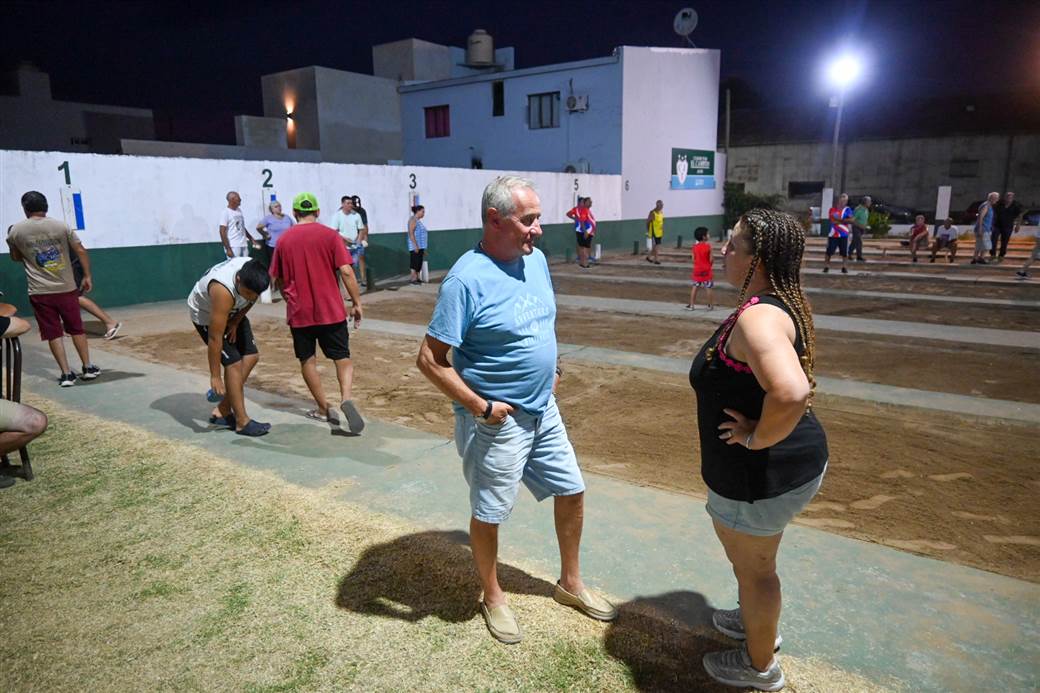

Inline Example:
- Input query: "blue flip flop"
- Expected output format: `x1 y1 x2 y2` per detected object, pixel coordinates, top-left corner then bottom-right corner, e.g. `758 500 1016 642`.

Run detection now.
236 420 269 437
209 414 233 427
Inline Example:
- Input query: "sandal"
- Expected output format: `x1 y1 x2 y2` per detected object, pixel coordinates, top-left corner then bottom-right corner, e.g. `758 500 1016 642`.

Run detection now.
305 409 328 422
103 322 122 340
235 420 269 437
208 414 233 427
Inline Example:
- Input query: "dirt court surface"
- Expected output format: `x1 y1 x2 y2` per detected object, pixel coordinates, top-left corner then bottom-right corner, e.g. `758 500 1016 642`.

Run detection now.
107 314 1040 583
362 293 1040 404
549 273 1040 330
574 258 1040 301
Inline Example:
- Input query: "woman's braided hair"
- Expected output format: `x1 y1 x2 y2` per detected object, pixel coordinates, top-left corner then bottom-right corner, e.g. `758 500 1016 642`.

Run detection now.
734 208 817 402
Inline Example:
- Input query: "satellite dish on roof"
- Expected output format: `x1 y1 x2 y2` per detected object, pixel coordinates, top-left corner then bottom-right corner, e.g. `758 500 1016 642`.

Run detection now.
673 8 698 47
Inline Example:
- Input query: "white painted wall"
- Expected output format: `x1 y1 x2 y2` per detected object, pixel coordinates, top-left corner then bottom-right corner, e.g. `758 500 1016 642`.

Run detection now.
620 47 724 220
0 150 622 250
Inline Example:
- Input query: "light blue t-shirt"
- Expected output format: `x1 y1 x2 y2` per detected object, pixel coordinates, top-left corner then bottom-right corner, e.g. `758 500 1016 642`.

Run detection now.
428 246 557 416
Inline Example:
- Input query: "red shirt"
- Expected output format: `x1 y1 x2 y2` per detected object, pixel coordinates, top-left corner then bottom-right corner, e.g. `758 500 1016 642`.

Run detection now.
269 222 352 328
910 223 929 239
692 241 713 281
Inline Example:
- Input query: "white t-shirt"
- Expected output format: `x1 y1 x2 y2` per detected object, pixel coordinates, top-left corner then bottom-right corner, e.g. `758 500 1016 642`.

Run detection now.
220 207 248 247
937 225 959 240
328 209 365 243
187 256 253 326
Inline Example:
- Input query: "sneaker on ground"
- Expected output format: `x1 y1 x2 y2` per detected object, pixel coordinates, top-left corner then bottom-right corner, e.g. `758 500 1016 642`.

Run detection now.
59 372 76 387
822 267 829 273
712 608 782 651
81 364 101 380
703 647 785 691
1016 270 1029 279
0 475 15 489
841 267 848 274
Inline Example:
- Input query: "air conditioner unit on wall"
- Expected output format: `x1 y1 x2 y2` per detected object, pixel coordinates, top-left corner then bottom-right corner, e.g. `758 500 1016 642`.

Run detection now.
566 94 589 112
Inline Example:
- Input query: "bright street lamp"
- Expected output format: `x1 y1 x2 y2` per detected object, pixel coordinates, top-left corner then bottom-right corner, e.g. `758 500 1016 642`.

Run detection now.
826 53 864 193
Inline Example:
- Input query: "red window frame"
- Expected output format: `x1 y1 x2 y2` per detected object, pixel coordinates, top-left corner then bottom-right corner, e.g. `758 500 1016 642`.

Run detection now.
424 105 450 138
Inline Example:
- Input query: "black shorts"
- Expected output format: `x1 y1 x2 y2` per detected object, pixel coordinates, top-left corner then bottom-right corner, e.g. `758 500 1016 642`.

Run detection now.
826 236 848 257
575 232 592 248
651 235 662 245
194 317 257 367
72 258 85 295
290 321 351 361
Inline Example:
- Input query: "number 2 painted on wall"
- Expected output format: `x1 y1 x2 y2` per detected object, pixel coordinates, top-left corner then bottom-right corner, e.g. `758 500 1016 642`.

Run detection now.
58 161 71 185
409 173 417 189
262 169 274 188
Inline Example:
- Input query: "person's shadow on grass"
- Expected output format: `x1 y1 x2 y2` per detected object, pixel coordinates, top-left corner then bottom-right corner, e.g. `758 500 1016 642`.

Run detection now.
603 590 734 692
335 529 554 623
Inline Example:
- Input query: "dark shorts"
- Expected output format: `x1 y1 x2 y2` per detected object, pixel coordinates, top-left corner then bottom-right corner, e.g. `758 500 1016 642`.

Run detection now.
826 236 848 257
575 232 592 248
650 235 662 246
290 321 350 361
30 290 84 341
72 260 85 295
194 317 257 367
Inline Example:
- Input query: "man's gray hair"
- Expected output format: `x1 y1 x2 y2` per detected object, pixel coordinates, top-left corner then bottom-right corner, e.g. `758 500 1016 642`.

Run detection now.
481 175 535 224
226 191 239 201
268 200 282 213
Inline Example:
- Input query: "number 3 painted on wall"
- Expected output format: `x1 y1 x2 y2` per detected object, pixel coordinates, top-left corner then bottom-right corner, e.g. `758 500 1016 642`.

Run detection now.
262 169 274 188
409 173 417 189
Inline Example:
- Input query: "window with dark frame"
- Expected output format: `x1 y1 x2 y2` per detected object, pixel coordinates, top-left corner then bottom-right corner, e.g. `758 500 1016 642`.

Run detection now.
424 105 450 138
787 180 825 197
527 91 560 129
492 81 504 117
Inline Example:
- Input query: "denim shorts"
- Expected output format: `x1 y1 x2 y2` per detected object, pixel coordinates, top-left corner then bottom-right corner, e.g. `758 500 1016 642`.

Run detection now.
454 395 585 524
706 464 827 537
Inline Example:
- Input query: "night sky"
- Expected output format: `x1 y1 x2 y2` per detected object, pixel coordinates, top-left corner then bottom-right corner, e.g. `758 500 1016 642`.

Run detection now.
3 0 1037 144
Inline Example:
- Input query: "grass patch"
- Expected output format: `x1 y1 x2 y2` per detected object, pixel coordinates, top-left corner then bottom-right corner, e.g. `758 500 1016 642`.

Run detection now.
0 394 892 692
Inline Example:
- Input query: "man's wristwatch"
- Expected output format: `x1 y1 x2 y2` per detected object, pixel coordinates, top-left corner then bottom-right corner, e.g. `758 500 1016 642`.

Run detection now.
482 400 494 420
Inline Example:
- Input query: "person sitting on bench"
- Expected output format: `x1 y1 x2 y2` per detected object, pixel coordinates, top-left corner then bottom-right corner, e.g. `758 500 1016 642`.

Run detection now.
0 303 49 489
930 218 959 263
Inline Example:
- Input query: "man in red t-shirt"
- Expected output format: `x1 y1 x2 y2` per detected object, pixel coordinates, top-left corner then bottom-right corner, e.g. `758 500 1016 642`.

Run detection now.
908 214 930 263
269 192 365 433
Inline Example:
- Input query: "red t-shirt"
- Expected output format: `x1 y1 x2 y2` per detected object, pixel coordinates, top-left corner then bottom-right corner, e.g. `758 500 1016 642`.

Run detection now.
269 222 352 328
692 241 713 281
910 223 929 239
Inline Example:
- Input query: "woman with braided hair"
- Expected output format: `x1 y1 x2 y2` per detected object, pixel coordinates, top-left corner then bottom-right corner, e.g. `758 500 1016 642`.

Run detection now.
691 209 829 691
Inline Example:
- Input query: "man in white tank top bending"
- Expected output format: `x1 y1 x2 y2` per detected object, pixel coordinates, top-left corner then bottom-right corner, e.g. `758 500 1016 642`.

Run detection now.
187 257 271 436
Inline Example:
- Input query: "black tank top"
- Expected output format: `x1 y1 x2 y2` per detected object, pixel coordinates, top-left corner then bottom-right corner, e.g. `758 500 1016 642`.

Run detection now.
689 295 828 502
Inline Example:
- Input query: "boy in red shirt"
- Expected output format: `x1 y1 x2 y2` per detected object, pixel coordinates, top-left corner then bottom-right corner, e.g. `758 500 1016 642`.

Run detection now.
908 214 930 263
566 196 594 268
687 226 714 310
269 192 365 433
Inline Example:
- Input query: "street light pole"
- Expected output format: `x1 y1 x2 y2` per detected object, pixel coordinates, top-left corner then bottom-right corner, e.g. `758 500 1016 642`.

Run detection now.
830 88 845 193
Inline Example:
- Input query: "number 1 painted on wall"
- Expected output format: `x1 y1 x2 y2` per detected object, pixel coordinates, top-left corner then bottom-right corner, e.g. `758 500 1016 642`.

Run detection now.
58 160 71 185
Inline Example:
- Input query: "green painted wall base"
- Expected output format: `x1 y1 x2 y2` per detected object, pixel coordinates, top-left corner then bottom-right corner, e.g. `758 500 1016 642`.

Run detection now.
0 215 722 314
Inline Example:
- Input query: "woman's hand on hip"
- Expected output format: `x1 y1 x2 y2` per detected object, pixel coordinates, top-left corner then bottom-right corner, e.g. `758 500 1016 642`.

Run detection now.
718 408 758 448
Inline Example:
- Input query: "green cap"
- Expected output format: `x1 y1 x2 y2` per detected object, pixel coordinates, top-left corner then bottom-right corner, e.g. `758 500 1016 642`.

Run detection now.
292 192 319 213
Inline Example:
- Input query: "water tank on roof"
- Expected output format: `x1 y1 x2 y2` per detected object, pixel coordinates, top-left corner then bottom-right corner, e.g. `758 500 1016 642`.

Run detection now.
466 30 494 66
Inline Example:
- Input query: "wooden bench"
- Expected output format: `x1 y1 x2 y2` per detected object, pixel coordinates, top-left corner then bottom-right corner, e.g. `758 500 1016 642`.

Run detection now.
1 337 32 480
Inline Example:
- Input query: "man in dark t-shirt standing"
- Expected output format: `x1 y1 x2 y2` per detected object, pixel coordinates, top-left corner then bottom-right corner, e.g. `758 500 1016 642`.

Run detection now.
991 191 1024 261
270 192 366 433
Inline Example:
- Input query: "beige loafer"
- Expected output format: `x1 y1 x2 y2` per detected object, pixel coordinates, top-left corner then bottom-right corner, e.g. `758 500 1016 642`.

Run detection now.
553 581 618 622
480 601 522 644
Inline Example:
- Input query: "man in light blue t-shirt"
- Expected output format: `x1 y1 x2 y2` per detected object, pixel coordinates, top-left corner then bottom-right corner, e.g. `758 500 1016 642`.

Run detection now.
327 195 368 284
417 176 616 644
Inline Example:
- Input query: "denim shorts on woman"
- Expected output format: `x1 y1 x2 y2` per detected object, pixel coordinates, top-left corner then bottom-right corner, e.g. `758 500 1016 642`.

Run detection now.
706 463 827 537
454 395 585 524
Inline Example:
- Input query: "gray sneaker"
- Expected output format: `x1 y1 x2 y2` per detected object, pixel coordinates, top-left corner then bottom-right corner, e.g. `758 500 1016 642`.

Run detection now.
703 647 785 691
712 608 782 651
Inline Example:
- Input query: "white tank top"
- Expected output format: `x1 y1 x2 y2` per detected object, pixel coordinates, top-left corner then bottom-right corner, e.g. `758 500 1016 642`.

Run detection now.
187 256 253 325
